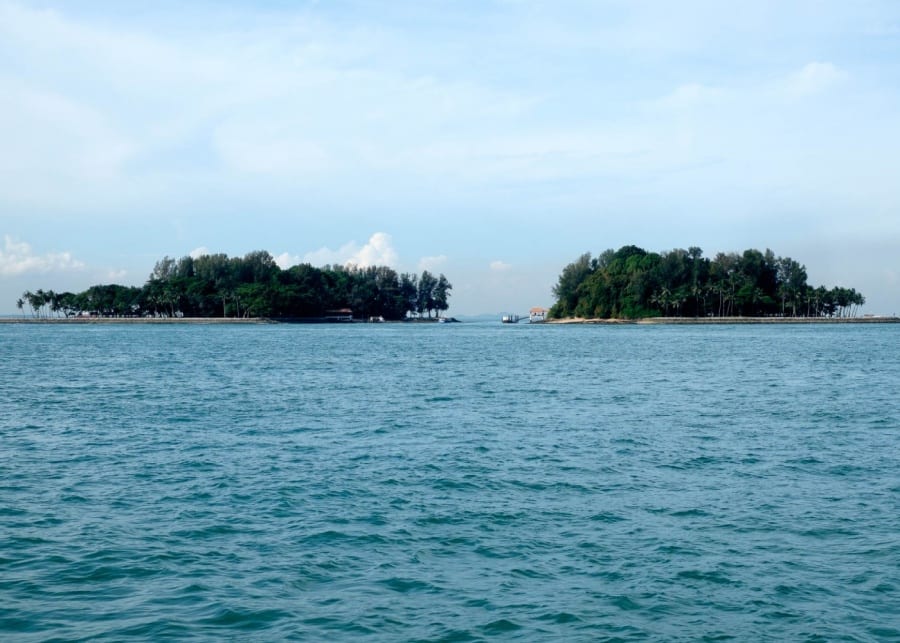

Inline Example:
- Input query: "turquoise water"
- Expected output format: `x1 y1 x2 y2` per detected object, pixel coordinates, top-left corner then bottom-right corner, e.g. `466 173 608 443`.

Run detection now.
1 322 899 641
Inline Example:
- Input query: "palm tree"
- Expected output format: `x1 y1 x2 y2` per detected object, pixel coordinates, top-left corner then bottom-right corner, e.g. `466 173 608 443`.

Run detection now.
690 283 702 317
22 290 40 317
651 287 671 316
47 290 59 318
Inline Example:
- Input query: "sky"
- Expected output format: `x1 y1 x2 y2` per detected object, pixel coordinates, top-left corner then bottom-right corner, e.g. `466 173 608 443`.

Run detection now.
2 0 899 316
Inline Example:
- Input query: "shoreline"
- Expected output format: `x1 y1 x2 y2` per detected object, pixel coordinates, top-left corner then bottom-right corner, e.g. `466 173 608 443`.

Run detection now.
547 316 900 325
2 315 898 325
0 317 275 324
0 316 455 325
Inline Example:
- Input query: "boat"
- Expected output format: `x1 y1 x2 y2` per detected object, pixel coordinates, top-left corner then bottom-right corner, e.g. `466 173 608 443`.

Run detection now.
501 314 520 324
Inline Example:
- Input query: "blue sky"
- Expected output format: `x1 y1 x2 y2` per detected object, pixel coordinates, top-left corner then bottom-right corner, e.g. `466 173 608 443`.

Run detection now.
2 0 899 315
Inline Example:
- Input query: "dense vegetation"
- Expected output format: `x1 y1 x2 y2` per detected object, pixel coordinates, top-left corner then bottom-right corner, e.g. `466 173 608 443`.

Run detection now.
17 251 452 321
551 245 864 320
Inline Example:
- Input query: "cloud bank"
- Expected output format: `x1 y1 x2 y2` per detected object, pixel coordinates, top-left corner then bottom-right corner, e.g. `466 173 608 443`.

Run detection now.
0 235 84 276
303 232 399 268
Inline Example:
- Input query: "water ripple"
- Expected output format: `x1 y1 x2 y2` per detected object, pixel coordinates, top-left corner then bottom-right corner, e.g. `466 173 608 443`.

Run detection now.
1 323 899 640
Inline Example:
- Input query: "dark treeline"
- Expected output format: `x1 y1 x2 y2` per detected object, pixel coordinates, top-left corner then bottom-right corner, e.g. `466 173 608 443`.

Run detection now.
551 245 864 320
17 251 452 320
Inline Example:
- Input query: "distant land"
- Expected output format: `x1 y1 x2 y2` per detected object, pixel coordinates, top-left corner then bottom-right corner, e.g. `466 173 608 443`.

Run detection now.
9 245 891 325
14 251 452 322
550 245 868 321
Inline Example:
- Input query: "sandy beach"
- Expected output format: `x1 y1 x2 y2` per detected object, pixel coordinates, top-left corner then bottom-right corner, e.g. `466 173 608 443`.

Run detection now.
547 316 900 325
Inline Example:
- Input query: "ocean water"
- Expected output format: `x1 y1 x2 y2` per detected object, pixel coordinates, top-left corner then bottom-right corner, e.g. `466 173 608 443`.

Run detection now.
1 322 899 641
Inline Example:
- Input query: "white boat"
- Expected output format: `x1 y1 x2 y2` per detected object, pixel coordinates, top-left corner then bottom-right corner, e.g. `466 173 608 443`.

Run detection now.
501 314 520 324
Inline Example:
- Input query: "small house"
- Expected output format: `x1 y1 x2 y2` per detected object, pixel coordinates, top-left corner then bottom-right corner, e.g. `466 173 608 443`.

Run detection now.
529 307 548 323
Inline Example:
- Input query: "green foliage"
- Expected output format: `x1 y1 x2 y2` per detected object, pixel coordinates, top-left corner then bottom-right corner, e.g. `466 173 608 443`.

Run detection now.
551 252 593 318
549 245 864 320
23 253 453 320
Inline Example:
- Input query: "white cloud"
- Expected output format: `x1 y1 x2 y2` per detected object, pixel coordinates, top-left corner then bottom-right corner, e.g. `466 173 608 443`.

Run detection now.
304 232 399 268
785 62 847 97
0 235 85 276
490 260 512 272
303 241 358 267
189 246 210 259
0 1 531 203
0 1 866 210
105 268 128 281
417 255 447 272
349 232 399 267
274 252 302 269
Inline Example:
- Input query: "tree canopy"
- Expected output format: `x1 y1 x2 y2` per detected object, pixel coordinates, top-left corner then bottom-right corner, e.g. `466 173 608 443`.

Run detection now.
550 246 864 320
19 251 452 321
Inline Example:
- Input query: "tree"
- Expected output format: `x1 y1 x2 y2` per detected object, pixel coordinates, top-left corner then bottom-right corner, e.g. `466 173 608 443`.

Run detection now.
777 257 807 317
240 250 278 284
55 292 80 318
151 256 177 281
550 252 593 318
349 267 378 320
16 249 451 322
549 245 862 320
284 263 326 317
22 290 48 318
417 270 438 317
400 273 418 318
433 274 452 318
687 246 707 316
369 266 408 321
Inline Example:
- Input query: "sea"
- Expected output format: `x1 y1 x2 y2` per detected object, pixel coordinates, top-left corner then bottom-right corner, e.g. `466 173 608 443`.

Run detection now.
1 321 898 641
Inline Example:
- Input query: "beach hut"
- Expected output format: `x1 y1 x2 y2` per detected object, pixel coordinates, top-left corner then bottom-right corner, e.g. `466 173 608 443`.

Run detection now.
529 307 548 323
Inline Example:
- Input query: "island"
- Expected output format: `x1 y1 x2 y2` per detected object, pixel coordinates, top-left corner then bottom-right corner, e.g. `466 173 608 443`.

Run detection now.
549 245 871 321
14 251 452 322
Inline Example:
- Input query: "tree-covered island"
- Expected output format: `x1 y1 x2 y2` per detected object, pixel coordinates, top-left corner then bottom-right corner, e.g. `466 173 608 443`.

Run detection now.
550 245 864 320
17 251 452 321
